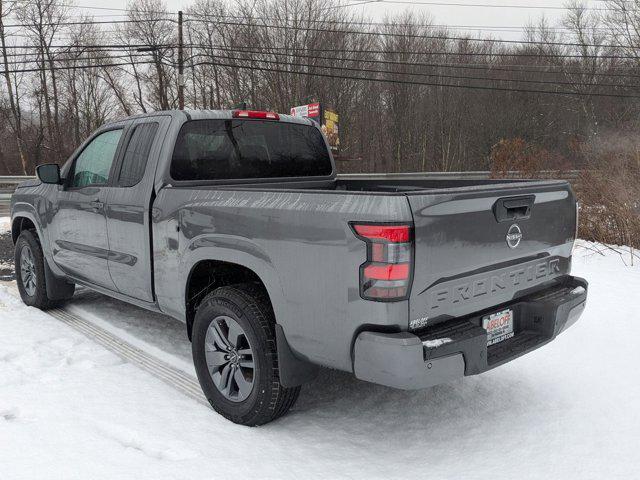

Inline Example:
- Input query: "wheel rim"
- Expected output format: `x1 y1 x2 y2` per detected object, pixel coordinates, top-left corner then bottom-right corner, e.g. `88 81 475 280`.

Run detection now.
20 245 37 297
204 315 255 402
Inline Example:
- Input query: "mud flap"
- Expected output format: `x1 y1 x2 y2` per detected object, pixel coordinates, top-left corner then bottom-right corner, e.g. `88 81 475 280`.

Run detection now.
275 324 320 388
44 257 75 300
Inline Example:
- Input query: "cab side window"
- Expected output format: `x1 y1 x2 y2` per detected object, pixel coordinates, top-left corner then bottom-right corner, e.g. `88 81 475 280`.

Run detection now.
70 129 123 188
117 122 159 187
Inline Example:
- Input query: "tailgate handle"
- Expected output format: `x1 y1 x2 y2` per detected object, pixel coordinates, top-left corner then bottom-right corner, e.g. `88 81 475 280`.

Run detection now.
493 195 535 222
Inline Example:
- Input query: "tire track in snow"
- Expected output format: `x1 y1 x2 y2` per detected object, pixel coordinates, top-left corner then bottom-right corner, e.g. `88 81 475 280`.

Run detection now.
1 281 208 407
46 307 208 406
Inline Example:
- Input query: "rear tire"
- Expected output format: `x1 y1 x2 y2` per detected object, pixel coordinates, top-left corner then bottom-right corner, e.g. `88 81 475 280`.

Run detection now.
192 284 300 426
15 230 58 309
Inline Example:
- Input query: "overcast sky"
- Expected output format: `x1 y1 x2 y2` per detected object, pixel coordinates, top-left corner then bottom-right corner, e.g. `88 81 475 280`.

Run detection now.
70 0 606 41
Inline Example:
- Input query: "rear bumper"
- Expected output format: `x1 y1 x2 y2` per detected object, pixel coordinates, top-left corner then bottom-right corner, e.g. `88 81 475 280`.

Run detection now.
353 275 587 390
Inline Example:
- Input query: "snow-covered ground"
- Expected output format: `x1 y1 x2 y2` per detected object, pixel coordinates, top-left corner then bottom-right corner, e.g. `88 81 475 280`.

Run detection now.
0 217 13 281
1 239 640 479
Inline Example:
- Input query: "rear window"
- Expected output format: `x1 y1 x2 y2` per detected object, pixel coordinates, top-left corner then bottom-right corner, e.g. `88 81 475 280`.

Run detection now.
170 119 332 181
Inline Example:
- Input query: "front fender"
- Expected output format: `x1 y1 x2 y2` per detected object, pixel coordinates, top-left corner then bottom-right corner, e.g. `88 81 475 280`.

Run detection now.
11 206 41 241
11 201 64 276
12 204 72 290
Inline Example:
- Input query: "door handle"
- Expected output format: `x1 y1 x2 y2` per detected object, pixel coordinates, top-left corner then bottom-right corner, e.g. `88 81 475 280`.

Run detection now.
493 195 535 222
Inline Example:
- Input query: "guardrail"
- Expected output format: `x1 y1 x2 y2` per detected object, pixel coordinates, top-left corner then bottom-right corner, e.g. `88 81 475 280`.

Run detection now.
339 170 580 180
339 171 493 180
0 176 35 216
0 176 36 184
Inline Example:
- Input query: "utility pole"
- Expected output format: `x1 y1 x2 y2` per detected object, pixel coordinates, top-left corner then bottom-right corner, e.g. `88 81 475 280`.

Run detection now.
177 10 184 110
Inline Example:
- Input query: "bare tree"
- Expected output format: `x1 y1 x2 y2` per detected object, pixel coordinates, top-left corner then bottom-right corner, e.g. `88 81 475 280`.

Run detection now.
604 0 640 63
15 0 69 161
125 0 176 110
0 0 27 173
0 0 639 182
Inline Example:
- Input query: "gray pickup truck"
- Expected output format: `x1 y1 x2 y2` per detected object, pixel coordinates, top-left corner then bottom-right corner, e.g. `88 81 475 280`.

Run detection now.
11 110 588 425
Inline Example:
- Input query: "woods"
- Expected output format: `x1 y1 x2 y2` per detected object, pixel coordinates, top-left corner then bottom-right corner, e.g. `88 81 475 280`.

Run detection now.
1 0 639 246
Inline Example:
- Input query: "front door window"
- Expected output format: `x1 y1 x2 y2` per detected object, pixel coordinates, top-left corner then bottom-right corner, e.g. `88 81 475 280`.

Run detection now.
70 129 123 188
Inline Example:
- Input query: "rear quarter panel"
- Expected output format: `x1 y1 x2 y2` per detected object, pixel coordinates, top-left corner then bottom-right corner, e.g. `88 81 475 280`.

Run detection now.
152 187 412 372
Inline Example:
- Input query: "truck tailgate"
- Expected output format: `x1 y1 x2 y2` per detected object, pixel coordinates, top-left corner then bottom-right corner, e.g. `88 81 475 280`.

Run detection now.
407 180 577 328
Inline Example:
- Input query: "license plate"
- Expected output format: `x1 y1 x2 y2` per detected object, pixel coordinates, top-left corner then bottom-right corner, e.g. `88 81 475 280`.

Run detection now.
483 309 514 346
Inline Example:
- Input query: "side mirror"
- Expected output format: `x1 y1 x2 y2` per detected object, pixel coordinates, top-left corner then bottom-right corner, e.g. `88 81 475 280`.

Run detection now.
36 163 62 185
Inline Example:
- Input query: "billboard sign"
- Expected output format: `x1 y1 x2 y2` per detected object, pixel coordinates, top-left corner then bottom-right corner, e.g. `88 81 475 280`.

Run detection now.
323 109 339 153
290 102 339 153
290 102 321 123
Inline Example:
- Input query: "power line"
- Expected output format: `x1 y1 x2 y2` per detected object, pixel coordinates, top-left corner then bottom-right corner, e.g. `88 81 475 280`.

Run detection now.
1 20 603 40
2 7 610 34
360 0 634 13
0 19 175 28
186 13 609 33
0 42 173 50
0 53 158 66
0 46 166 58
191 58 640 98
190 52 639 90
201 45 640 80
1 47 631 94
0 59 159 75
4 0 175 16
0 40 630 62
0 1 627 51
185 17 626 50
8 0 625 14
0 8 587 37
321 0 382 9
0 17 603 37
3 42 631 96
4 40 637 80
190 44 638 60
6 42 628 89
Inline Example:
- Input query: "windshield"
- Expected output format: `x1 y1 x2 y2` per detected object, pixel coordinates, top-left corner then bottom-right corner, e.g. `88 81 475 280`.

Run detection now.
170 119 332 181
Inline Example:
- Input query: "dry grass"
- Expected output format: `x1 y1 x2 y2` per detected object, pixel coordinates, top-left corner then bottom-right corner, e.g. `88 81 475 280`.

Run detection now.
489 138 570 179
576 161 640 251
490 137 640 253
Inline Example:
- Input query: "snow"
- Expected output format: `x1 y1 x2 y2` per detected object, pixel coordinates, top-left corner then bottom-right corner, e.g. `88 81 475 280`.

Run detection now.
0 218 12 279
1 244 640 479
422 338 453 348
0 258 11 273
0 216 9 234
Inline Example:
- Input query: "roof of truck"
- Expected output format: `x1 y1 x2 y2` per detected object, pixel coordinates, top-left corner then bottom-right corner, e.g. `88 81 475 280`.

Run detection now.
108 109 315 127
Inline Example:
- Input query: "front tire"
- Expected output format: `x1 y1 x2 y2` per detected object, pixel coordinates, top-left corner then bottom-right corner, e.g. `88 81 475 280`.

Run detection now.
192 284 300 426
15 230 57 309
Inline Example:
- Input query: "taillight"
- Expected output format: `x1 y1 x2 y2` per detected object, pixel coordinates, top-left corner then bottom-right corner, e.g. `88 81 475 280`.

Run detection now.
351 223 413 301
232 110 280 120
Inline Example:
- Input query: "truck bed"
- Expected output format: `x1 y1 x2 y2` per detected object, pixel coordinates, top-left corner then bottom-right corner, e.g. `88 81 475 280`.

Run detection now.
156 174 575 372
176 175 558 194
335 177 541 193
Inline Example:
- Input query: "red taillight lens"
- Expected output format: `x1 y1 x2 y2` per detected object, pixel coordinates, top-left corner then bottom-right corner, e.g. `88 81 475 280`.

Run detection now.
353 224 411 243
232 110 280 120
351 223 413 301
363 263 410 281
